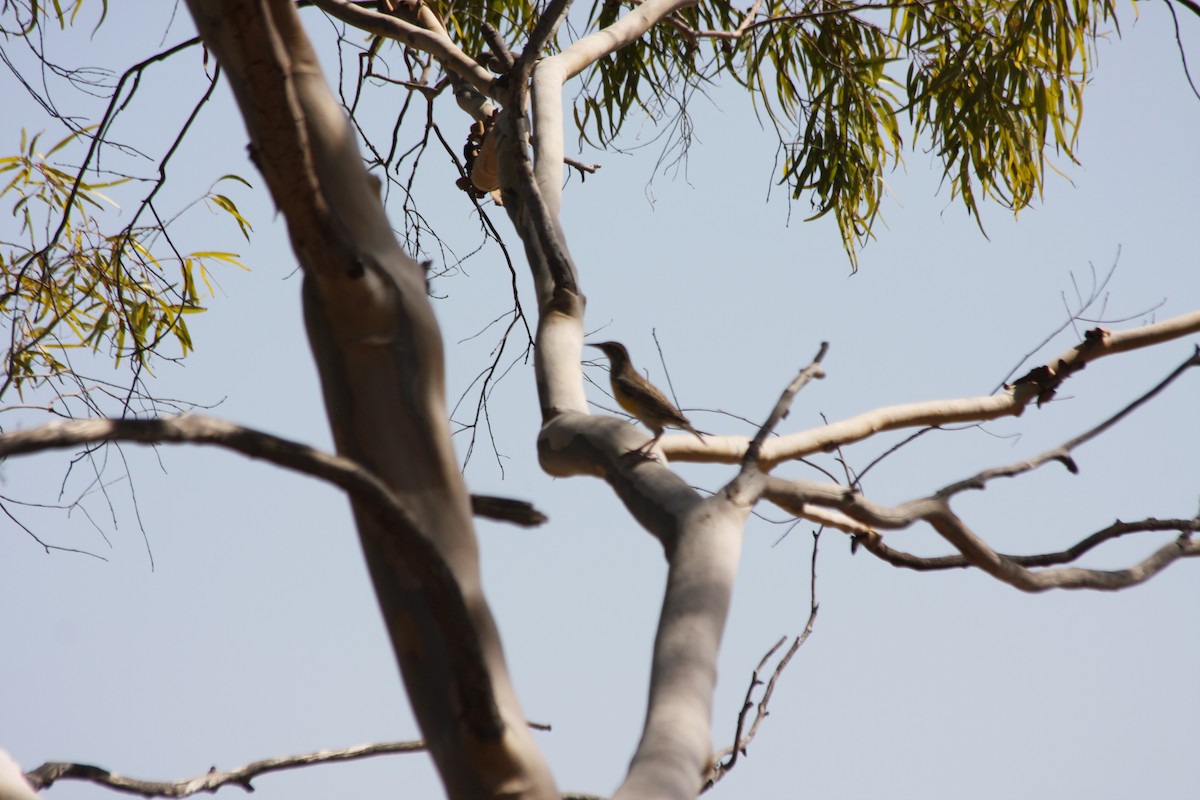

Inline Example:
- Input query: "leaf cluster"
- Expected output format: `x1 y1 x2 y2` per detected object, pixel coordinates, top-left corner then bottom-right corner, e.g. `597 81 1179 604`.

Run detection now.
0 0 107 35
574 1 721 151
428 0 546 63
0 130 247 398
572 0 1119 265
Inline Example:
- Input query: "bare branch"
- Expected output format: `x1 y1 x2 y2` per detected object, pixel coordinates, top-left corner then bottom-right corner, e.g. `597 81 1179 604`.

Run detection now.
471 494 549 527
307 0 495 95
924 509 1200 591
661 0 763 45
851 516 1200 572
745 342 829 466
526 0 697 214
662 311 1200 466
0 412 506 717
761 348 1200 591
552 0 699 81
564 155 601 178
0 416 547 530
512 0 573 88
704 531 821 790
25 740 428 797
767 476 1200 592
725 342 828 504
1170 0 1200 22
748 347 1200 592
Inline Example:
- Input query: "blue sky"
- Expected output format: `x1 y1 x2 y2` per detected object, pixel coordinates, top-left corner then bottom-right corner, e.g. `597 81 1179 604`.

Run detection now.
2 3 1198 799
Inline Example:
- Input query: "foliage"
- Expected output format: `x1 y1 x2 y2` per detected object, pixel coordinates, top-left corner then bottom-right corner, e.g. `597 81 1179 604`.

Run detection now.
0 129 249 398
0 0 106 34
573 0 1119 264
430 0 544 59
0 0 1131 390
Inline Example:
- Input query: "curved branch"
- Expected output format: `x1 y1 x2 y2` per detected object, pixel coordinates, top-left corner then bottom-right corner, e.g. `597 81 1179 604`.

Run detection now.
553 0 698 81
760 347 1200 590
0 414 545 527
925 508 1200 591
765 475 1200 591
307 0 495 96
1170 0 1200 21
529 0 697 212
849 516 1200 573
0 415 472 607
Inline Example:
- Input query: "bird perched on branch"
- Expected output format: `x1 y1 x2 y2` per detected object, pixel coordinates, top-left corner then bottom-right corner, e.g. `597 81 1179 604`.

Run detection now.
589 341 705 453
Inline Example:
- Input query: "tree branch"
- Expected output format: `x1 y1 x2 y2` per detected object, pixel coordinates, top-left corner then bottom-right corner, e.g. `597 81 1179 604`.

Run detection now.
761 347 1200 591
662 311 1200 466
704 531 821 790
942 345 1200 491
25 740 428 797
552 0 699 81
307 0 495 96
185 4 557 795
726 342 827 506
0 414 544 527
850 516 1200 572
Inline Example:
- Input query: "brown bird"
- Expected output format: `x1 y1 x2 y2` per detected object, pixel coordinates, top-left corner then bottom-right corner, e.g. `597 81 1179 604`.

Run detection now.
589 341 705 453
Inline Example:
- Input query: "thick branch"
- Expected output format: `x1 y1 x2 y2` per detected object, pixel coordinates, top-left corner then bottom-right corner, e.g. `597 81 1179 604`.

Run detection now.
186 3 555 797
612 495 752 800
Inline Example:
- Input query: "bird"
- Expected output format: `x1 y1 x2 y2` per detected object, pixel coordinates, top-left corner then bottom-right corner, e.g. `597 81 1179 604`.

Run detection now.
589 340 705 453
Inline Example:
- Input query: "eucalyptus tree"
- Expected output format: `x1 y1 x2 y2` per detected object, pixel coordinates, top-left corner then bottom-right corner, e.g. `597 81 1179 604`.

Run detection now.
2 2 1199 800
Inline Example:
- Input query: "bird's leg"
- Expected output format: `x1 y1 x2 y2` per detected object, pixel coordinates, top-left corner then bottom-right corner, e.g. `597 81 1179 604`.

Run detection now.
626 430 664 459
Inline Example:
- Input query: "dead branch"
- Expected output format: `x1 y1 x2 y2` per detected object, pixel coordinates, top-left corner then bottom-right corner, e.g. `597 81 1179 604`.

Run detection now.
726 342 828 505
704 531 822 789
760 348 1200 591
308 0 495 95
564 155 601 178
25 740 428 797
850 515 1200 572
471 494 549 527
745 343 829 466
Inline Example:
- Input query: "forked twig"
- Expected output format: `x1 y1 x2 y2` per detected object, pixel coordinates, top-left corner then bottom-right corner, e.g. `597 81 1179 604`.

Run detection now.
704 531 822 789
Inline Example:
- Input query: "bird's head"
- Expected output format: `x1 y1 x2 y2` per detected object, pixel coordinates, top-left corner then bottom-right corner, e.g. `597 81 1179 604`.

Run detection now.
588 341 631 367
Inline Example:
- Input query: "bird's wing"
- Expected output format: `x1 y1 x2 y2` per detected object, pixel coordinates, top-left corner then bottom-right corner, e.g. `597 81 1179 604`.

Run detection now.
614 372 692 428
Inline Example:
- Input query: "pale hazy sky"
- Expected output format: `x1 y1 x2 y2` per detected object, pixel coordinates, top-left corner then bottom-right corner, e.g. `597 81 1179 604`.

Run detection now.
2 4 1198 800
